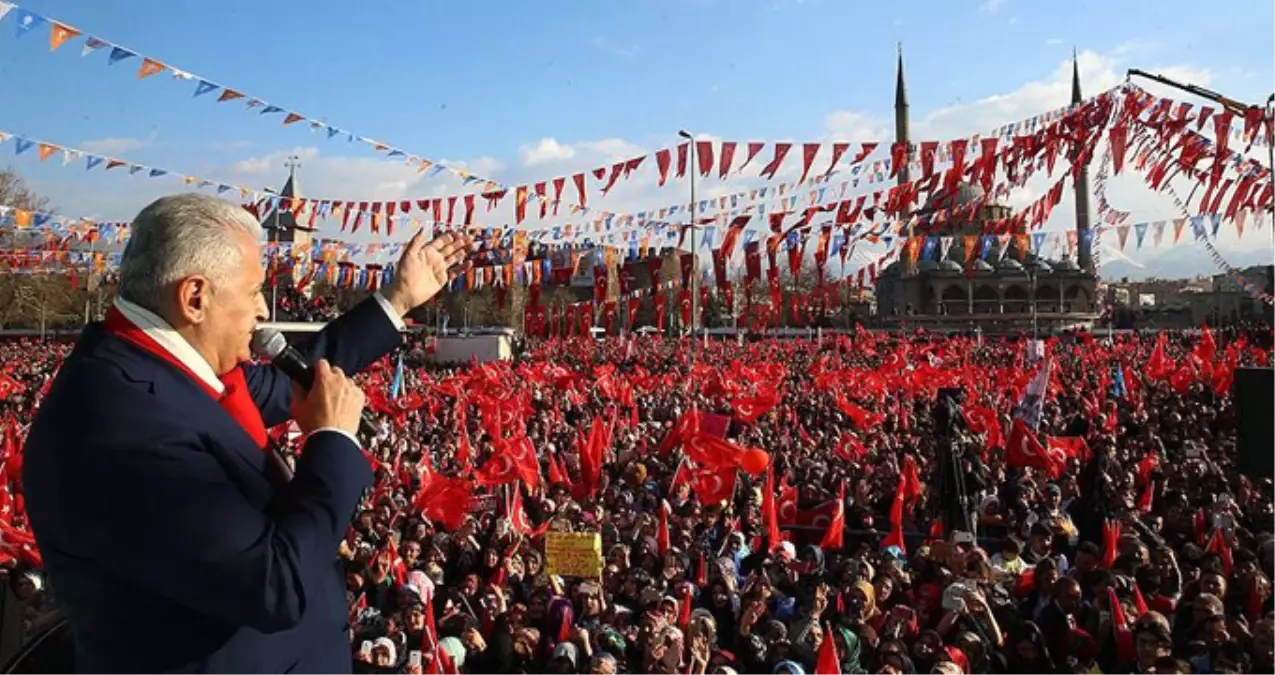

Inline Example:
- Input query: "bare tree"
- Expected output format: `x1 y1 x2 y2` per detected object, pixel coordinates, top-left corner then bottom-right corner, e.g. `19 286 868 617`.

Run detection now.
0 167 51 212
0 169 88 330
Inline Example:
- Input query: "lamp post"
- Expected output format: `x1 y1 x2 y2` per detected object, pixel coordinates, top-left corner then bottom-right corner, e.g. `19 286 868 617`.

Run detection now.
1029 267 1039 338
678 130 698 362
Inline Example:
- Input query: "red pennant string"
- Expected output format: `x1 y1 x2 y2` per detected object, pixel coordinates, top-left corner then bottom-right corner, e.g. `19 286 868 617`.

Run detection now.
760 143 792 179
656 149 672 187
718 141 737 178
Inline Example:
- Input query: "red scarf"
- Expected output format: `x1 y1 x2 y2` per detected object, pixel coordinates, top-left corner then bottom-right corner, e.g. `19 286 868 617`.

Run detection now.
103 307 268 450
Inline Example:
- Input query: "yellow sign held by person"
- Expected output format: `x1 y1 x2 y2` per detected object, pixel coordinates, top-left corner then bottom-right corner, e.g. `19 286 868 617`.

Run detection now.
544 532 603 578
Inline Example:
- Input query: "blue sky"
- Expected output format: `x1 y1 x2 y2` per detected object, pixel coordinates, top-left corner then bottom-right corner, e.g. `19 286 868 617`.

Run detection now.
0 0 1271 277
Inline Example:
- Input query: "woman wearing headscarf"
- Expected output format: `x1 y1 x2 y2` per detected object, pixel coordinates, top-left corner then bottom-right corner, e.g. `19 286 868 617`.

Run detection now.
1004 621 1057 674
772 660 806 674
831 622 865 673
910 629 945 673
540 596 577 662
872 638 916 674
646 625 685 674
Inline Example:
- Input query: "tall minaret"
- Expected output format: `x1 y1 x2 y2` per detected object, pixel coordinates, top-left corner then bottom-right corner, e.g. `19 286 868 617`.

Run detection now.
895 44 916 276
894 43 910 189
1071 50 1095 273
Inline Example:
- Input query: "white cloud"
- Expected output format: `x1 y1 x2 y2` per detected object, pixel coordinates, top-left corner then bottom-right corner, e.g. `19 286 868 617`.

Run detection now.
80 130 159 155
520 138 576 166
823 111 891 142
980 0 1007 12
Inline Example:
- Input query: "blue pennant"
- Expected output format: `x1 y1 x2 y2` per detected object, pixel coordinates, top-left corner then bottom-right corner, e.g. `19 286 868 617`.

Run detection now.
14 10 46 37
13 138 34 155
326 126 340 139
260 105 283 115
193 80 218 97
149 169 167 178
85 155 104 170
108 46 136 64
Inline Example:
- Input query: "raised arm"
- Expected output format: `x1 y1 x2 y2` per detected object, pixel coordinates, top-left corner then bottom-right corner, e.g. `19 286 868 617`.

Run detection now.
248 230 471 427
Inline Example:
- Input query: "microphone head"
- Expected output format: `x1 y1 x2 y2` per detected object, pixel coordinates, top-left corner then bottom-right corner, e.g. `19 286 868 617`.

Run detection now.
251 327 288 361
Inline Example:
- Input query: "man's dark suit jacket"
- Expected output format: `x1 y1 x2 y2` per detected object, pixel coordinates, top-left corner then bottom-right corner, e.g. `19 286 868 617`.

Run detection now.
21 297 401 673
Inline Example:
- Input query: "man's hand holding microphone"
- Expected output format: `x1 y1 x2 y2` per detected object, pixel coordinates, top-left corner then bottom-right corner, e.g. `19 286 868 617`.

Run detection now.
291 360 367 438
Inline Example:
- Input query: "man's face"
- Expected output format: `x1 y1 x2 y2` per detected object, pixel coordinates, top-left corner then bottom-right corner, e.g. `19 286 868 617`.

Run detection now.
403 542 421 564
189 230 267 373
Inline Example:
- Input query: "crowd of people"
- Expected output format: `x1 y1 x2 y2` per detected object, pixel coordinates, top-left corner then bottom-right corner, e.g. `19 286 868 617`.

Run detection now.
1 322 1273 673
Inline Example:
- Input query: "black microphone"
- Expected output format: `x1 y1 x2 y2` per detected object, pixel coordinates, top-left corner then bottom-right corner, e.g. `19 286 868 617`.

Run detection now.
250 327 382 439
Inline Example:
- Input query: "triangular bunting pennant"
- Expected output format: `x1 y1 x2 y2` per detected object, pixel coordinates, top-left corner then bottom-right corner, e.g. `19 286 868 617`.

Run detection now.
107 46 135 64
138 57 165 79
193 80 218 97
81 36 107 57
13 9 44 37
217 88 245 103
48 22 80 51
1133 222 1148 249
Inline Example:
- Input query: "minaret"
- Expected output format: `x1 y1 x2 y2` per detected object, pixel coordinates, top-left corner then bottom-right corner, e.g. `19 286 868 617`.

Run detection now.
1071 50 1095 274
894 43 910 189
895 44 916 276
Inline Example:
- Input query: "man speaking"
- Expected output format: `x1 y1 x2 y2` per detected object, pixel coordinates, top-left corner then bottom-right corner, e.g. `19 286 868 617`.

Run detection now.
21 193 470 673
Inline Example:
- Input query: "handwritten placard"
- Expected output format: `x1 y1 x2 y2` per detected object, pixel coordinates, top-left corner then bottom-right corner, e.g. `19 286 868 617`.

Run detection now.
544 532 603 578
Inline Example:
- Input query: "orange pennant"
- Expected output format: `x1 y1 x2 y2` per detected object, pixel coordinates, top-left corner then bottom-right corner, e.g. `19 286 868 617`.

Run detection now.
14 210 32 228
105 159 127 171
282 113 305 126
37 144 58 162
49 23 81 52
138 58 166 79
217 89 244 103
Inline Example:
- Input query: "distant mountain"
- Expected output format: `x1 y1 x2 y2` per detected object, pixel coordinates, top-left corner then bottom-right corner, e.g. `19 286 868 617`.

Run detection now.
1099 243 1272 282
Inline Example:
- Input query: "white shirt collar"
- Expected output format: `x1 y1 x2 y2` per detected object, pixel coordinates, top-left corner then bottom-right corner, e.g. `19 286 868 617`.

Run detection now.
112 296 225 394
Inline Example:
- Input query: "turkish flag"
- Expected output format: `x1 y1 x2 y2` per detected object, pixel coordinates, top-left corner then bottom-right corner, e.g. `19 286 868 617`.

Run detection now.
1005 418 1065 479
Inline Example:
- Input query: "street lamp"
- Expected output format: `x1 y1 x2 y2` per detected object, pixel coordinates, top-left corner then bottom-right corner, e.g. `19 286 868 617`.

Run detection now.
678 129 698 361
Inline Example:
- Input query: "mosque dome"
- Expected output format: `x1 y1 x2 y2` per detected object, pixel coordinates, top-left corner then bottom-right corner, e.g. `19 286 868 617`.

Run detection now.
921 182 986 212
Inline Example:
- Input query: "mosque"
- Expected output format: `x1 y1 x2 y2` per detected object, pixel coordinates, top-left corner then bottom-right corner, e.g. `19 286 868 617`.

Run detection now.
873 50 1101 334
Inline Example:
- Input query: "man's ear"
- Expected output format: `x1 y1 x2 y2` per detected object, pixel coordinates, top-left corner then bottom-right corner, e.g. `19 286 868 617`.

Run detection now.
175 276 211 323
